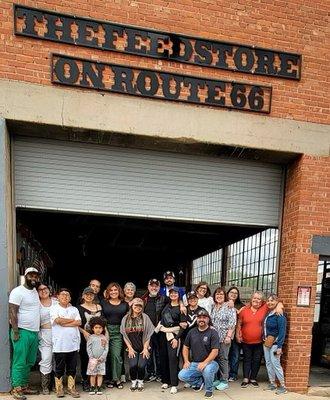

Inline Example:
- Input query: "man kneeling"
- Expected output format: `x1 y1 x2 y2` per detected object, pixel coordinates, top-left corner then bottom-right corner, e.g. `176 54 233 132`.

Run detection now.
178 309 219 398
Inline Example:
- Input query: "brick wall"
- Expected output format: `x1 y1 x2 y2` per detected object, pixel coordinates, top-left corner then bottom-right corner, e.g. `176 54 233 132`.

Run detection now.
278 155 330 393
0 0 329 124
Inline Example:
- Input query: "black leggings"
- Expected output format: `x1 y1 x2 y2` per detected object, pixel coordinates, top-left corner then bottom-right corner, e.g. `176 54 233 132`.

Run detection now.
159 332 179 386
54 351 78 378
242 343 263 381
128 353 147 380
79 338 88 381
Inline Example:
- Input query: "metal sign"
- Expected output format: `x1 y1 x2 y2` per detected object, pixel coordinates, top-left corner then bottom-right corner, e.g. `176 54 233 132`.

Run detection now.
297 286 312 307
52 54 272 113
14 4 302 80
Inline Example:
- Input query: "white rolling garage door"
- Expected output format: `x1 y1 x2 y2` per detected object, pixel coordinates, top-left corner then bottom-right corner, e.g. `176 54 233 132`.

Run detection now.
13 136 283 226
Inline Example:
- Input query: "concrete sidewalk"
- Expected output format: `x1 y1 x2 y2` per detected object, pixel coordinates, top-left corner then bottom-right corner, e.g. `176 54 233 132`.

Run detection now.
0 381 327 400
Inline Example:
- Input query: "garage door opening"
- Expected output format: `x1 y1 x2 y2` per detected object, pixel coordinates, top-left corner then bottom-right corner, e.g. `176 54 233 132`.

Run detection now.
16 208 265 300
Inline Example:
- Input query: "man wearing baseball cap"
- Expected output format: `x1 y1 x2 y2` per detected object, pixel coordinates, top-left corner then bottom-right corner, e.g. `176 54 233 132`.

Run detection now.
160 271 186 300
8 267 41 399
179 309 220 398
142 279 167 382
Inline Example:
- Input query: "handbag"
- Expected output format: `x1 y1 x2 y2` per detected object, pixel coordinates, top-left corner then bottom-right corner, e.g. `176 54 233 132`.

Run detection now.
264 335 276 348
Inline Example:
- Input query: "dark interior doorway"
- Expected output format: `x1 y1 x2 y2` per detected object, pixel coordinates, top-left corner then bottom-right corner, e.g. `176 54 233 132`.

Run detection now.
16 209 264 300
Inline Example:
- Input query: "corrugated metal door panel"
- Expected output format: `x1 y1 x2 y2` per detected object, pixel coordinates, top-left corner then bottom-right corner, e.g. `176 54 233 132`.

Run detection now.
13 136 283 226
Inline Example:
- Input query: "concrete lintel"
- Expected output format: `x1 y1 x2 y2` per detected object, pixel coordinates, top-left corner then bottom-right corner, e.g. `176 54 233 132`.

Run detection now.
0 118 12 392
0 79 329 156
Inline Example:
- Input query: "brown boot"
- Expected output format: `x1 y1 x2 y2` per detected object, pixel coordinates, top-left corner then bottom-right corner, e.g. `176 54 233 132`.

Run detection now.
40 373 51 395
55 377 65 398
21 386 39 395
67 376 80 398
11 387 27 400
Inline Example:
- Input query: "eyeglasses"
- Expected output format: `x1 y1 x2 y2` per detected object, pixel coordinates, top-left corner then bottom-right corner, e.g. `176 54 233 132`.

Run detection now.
199 287 207 291
38 287 48 292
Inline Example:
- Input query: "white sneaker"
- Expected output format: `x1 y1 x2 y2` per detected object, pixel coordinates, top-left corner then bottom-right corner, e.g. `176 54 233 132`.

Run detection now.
161 383 169 390
184 383 191 388
170 386 178 394
137 381 144 392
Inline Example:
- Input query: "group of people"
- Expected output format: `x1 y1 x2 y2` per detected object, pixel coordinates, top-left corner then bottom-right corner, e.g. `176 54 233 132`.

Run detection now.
9 267 288 399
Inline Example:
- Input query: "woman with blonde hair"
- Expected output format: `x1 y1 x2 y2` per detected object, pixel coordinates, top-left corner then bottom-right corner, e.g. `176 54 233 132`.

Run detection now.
263 294 287 394
100 282 129 389
120 298 154 392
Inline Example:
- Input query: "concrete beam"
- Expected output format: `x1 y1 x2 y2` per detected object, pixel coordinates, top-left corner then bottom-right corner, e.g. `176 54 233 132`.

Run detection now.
0 79 329 157
0 119 12 392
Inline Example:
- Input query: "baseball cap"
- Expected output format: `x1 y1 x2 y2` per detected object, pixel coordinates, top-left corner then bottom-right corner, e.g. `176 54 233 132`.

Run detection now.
169 286 180 293
197 309 210 318
82 287 95 295
148 278 160 286
163 270 175 279
131 298 144 307
187 291 197 299
24 267 40 276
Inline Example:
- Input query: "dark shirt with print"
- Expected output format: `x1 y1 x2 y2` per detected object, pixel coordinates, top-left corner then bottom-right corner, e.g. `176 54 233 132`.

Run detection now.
184 326 220 362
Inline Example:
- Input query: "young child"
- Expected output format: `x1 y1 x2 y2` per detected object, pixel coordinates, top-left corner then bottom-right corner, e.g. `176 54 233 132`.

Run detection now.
86 317 109 395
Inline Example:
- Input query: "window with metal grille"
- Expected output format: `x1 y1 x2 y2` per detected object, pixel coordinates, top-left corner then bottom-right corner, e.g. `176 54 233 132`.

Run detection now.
192 249 223 285
192 228 278 294
227 228 278 294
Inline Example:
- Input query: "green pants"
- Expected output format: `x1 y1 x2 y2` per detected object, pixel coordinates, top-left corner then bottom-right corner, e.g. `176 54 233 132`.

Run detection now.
11 328 39 388
107 325 123 381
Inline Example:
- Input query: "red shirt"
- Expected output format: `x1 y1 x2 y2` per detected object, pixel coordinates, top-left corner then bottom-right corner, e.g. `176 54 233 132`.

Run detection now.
239 303 268 344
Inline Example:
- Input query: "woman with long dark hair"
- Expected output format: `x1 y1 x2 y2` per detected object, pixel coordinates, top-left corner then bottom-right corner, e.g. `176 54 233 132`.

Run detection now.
120 298 154 392
195 281 213 314
77 287 102 391
157 287 187 394
100 282 129 389
226 286 245 382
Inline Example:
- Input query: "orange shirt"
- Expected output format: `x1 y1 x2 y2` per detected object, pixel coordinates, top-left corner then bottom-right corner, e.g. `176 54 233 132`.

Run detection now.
239 303 268 344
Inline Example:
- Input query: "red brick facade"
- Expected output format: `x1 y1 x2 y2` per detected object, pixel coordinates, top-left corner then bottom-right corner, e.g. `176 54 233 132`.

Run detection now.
0 0 329 393
0 0 329 123
279 155 330 392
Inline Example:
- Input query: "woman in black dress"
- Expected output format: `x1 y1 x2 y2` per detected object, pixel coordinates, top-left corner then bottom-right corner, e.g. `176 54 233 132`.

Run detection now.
100 282 129 389
158 287 187 394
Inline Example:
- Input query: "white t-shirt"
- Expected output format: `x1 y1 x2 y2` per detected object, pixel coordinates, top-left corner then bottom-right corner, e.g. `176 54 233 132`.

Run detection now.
50 303 81 352
40 298 58 326
198 297 214 315
9 285 40 332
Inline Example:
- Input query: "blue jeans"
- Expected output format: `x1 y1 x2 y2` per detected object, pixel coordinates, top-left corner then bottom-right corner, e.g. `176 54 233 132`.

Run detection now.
178 361 219 393
263 345 285 385
228 339 241 379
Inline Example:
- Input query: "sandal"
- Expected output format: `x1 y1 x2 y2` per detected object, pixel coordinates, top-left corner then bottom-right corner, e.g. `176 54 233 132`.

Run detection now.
106 382 114 388
115 381 124 389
